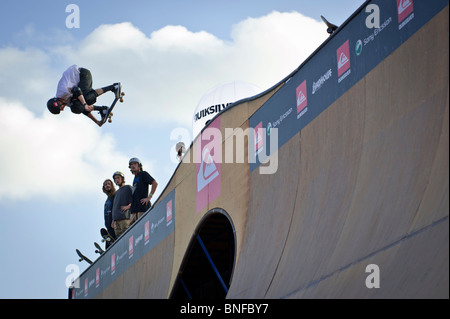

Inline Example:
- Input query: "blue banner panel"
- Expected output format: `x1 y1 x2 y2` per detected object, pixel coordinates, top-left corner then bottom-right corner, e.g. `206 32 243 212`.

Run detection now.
250 0 448 172
71 189 175 299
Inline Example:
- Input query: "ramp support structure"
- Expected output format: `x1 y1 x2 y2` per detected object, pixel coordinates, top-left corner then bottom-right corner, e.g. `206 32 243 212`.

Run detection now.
197 235 229 294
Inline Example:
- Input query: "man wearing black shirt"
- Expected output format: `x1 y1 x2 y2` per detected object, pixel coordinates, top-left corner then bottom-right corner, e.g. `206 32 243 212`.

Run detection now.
129 157 158 225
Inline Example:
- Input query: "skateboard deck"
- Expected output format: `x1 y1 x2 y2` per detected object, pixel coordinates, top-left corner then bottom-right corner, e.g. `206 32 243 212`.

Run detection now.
101 228 115 244
320 15 338 34
76 249 93 264
94 242 104 255
99 83 125 125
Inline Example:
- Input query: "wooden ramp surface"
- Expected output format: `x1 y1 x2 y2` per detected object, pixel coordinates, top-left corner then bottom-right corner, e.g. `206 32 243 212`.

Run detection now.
228 7 449 298
82 4 448 299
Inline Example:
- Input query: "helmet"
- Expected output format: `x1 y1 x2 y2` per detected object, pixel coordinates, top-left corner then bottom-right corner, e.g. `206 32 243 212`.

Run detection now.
47 98 60 114
128 157 142 167
112 171 125 179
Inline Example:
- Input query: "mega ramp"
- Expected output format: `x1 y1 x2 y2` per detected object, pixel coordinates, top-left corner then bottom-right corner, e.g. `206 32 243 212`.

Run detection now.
70 0 449 299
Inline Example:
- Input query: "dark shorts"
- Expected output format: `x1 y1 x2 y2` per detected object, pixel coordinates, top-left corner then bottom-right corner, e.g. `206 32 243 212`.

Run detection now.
70 68 99 115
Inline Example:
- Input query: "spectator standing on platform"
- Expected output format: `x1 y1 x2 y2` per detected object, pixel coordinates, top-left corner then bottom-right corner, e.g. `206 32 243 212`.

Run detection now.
128 157 158 225
111 171 132 237
102 179 117 247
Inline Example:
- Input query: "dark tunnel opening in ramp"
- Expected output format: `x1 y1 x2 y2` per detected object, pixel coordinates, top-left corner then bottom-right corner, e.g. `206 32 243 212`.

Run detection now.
170 209 236 299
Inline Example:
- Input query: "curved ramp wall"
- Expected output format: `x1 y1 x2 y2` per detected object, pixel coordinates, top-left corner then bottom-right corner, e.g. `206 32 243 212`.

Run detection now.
70 0 448 299
230 6 449 297
228 2 448 298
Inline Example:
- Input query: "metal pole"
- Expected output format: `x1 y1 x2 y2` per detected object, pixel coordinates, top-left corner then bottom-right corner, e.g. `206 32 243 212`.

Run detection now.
179 277 193 299
196 235 229 294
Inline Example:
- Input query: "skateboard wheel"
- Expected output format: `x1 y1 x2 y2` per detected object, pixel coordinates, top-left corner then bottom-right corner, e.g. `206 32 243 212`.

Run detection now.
120 99 124 103
121 92 125 96
108 118 112 123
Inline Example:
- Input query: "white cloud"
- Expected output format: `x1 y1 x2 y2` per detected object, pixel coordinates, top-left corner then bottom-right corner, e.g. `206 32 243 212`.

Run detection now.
0 98 131 201
0 10 327 201
0 11 327 127
230 11 325 81
0 47 57 114
150 25 225 54
57 11 326 126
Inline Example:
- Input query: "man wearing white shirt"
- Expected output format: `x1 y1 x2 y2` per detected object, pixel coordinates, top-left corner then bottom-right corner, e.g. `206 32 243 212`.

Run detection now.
47 65 119 127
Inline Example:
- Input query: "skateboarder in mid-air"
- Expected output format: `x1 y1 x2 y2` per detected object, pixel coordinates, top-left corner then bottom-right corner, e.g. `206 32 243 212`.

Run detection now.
47 65 120 127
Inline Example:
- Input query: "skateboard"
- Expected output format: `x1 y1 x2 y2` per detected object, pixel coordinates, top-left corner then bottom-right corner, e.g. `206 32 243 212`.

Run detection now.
76 249 93 264
94 242 104 255
320 15 338 34
101 228 115 245
99 83 125 125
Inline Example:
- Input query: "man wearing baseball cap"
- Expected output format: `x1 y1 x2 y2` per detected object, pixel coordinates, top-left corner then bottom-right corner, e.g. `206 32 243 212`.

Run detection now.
128 157 158 225
111 171 132 237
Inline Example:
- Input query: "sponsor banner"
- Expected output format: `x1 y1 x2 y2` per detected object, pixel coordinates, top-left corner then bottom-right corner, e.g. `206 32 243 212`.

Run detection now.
250 0 447 172
71 189 175 299
196 116 221 213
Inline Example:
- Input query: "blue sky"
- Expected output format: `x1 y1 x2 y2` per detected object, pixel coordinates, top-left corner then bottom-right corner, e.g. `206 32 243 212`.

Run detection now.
0 0 364 299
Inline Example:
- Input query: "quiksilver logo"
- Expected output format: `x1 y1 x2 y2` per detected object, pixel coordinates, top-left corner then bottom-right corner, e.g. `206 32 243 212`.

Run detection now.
397 0 414 26
197 147 219 192
297 91 306 106
398 0 412 14
338 52 349 69
194 103 231 122
296 80 307 114
337 40 351 79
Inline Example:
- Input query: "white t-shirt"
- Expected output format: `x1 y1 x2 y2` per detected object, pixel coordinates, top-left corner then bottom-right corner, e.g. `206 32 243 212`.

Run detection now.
56 65 80 102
